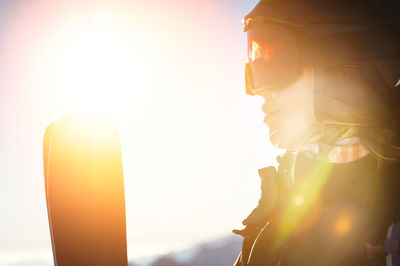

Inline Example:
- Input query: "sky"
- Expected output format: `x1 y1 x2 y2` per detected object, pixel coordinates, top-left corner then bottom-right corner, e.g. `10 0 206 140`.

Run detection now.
0 0 282 264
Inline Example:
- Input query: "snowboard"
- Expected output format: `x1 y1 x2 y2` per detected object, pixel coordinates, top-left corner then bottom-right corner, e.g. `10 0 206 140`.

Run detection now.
43 113 128 266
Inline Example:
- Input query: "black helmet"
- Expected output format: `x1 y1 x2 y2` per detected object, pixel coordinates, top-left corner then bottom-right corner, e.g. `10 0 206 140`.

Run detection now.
244 0 400 124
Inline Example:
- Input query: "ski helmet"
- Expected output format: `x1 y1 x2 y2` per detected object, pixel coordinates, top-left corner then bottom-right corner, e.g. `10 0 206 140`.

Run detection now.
244 0 400 124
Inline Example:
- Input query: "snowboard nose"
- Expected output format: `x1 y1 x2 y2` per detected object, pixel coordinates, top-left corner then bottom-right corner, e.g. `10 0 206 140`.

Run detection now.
43 113 128 266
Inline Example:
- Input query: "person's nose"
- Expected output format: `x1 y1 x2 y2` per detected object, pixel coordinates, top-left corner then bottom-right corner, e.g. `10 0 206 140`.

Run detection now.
253 85 271 98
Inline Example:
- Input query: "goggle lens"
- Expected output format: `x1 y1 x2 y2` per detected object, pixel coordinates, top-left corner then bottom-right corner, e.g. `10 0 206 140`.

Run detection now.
245 24 299 94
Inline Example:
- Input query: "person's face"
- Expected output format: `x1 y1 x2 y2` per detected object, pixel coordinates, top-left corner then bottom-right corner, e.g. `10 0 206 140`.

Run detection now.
255 67 318 149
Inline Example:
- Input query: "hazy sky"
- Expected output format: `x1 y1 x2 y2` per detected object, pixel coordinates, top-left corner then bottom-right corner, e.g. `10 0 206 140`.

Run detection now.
0 0 281 264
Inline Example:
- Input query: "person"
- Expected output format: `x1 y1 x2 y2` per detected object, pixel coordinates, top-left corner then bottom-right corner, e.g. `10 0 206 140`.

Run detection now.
233 0 400 265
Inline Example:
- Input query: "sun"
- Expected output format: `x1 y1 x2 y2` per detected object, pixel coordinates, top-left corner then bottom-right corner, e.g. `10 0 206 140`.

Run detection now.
34 7 145 116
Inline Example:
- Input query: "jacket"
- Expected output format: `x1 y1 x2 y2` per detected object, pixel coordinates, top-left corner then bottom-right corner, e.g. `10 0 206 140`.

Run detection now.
234 152 400 266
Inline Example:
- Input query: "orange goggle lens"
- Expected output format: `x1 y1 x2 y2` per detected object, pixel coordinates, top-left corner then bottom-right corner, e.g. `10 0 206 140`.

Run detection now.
245 24 299 94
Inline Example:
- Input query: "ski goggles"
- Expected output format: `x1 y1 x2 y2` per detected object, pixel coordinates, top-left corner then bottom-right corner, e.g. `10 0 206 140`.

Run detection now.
244 21 400 95
245 23 301 95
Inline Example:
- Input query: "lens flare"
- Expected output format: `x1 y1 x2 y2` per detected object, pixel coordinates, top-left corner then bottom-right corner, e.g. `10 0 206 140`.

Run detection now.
334 215 352 236
293 195 304 206
273 160 333 251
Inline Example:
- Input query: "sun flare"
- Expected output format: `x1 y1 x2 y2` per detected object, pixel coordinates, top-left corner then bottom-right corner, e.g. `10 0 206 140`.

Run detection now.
33 7 148 115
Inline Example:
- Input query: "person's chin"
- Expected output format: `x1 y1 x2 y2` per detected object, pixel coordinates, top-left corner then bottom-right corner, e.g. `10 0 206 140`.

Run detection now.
268 129 298 149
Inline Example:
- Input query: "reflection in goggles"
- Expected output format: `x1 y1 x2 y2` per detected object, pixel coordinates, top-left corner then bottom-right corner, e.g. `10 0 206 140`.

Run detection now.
249 39 274 62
